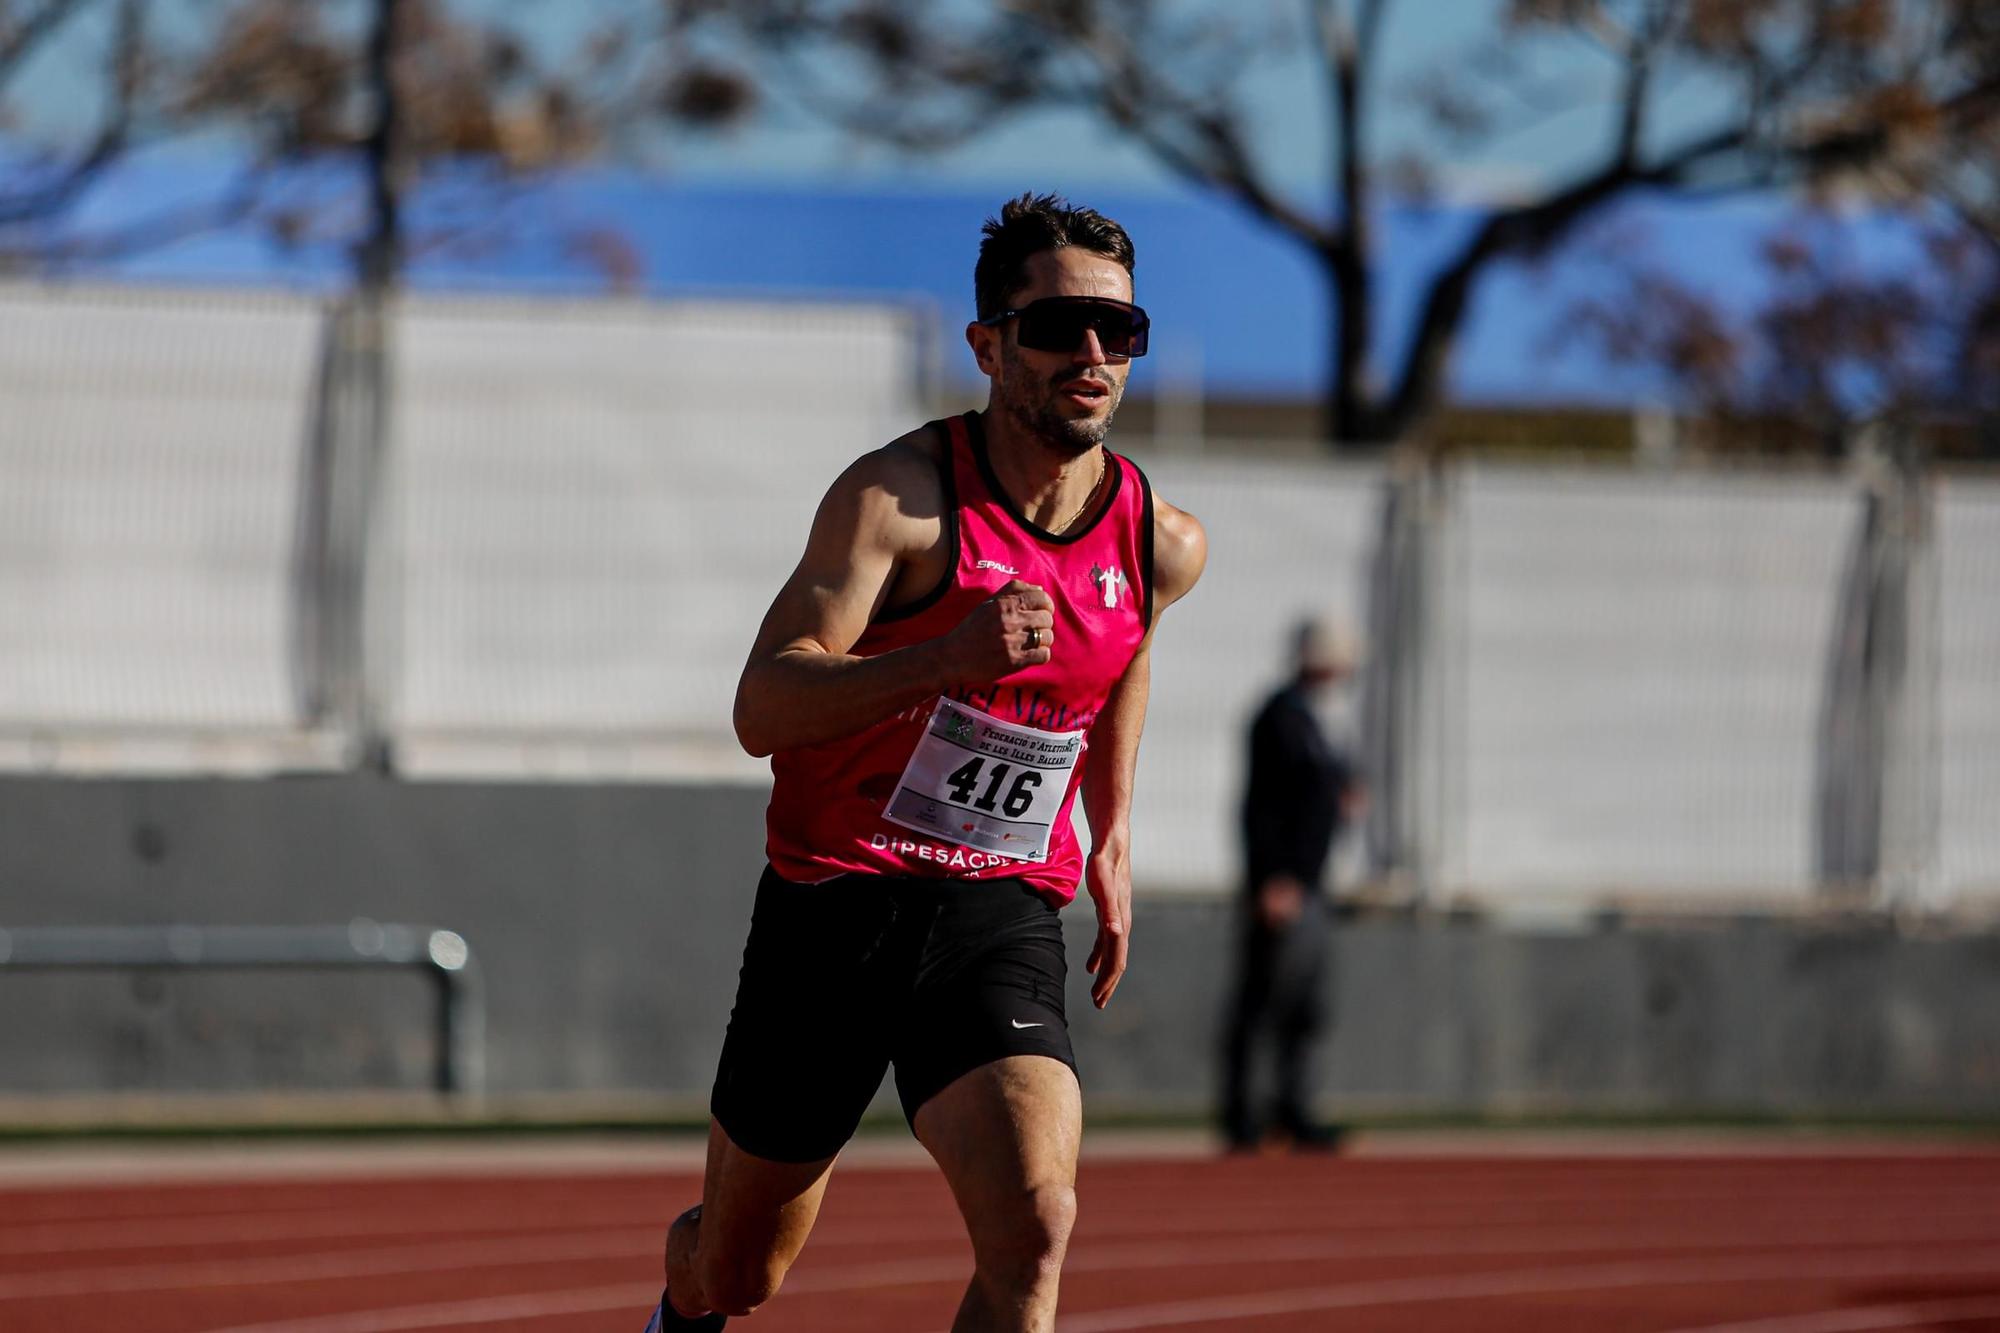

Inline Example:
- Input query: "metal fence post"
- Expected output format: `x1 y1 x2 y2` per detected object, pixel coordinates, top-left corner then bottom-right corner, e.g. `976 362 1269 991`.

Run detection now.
1815 431 1940 906
426 928 485 1102
291 296 396 770
1361 448 1456 905
1878 442 1941 909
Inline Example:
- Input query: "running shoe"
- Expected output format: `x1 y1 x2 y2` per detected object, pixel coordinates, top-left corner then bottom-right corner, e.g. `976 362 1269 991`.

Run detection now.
644 1289 726 1332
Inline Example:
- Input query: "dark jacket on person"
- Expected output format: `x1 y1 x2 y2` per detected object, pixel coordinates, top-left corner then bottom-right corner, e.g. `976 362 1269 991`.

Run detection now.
1241 682 1355 898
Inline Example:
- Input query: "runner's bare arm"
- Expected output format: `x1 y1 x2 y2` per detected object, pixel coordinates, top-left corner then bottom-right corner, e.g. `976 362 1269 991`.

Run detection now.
1079 499 1207 1009
733 435 1054 758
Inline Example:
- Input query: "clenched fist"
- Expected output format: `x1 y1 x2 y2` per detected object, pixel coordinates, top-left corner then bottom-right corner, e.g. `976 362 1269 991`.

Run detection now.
938 579 1054 684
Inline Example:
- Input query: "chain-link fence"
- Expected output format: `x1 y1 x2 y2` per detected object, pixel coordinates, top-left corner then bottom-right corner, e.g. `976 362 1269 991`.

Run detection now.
3 282 1996 912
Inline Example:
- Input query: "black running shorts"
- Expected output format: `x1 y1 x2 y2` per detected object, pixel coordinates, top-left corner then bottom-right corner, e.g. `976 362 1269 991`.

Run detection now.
710 864 1078 1164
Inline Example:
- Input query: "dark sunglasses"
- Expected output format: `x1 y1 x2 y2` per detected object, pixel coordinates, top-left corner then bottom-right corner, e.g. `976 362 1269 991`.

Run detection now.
980 296 1150 358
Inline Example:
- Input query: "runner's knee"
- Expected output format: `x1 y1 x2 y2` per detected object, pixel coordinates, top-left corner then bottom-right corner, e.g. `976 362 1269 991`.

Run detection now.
696 1249 790 1318
972 1181 1076 1287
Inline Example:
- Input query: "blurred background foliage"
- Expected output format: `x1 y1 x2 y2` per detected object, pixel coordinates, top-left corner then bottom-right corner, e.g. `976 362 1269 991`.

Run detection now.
2 0 1995 455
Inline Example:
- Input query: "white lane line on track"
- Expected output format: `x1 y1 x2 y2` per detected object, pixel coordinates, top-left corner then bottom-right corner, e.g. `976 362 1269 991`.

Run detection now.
192 1242 2000 1333
0 1207 662 1257
196 1261 981 1333
1663 1294 2000 1332
201 1283 662 1333
0 1229 660 1300
27 1176 2000 1224
1054 1219 2000 1278
16 1209 2000 1303
1046 1246 2000 1333
11 1194 1998 1262
14 1178 2000 1258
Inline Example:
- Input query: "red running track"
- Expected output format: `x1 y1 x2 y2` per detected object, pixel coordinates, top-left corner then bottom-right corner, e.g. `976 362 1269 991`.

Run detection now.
5 1137 2000 1332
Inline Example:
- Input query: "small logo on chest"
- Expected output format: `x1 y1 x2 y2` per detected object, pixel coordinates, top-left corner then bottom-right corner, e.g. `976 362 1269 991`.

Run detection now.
975 559 1020 575
1090 564 1130 610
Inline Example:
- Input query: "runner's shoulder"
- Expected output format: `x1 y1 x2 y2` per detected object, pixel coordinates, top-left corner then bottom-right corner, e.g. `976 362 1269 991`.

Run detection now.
819 424 949 552
876 422 949 490
828 425 942 498
1151 495 1207 612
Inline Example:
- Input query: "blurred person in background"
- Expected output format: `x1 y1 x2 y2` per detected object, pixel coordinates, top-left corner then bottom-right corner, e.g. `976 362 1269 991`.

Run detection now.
646 192 1206 1333
1221 617 1363 1153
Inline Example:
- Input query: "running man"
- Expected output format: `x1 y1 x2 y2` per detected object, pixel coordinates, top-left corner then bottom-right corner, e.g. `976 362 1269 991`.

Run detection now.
648 192 1206 1333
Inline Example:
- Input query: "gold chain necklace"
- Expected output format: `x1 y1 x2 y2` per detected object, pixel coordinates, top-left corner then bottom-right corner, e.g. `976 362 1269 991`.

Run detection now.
1052 452 1107 534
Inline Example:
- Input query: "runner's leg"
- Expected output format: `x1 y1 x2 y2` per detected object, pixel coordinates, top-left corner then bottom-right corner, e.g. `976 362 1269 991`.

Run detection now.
664 868 899 1319
664 1119 837 1318
912 1054 1082 1333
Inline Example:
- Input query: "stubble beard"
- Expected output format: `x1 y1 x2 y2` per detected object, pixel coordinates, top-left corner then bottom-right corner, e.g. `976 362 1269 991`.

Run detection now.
998 341 1124 458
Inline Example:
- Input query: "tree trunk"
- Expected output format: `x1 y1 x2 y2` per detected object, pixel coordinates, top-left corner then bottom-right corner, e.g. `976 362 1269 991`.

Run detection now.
357 0 402 295
1327 249 1384 447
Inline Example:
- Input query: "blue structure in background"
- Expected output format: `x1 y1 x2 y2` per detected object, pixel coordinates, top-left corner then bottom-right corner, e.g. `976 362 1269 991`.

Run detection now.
23 154 1934 410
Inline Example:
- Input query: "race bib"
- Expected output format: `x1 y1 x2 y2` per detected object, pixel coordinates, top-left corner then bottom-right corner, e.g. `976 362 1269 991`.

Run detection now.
884 697 1084 862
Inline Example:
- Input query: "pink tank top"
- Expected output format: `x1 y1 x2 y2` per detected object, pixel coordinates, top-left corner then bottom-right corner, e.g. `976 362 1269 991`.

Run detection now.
765 411 1154 904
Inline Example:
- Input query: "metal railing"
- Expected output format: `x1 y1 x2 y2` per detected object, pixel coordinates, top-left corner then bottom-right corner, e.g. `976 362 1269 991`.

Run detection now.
0 920 484 1100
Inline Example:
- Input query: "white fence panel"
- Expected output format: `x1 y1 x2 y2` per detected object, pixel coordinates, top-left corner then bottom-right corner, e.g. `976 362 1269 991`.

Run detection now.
1937 479 2000 906
1449 465 1857 905
0 284 328 770
1131 455 1381 891
6 281 1995 913
389 297 927 778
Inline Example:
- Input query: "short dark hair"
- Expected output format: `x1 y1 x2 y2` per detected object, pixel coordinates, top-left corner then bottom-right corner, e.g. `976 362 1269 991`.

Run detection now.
974 192 1136 321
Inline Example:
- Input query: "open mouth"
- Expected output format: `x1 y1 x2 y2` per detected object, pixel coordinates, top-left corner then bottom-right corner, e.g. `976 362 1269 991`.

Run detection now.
1061 379 1111 408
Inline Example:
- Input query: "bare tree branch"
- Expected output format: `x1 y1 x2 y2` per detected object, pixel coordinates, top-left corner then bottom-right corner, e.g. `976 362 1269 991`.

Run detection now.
1387 60 2000 438
1311 0 1379 435
1387 120 1743 436
662 0 2000 446
1063 10 1330 245
0 0 140 228
0 0 90 83
1611 13 1654 168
